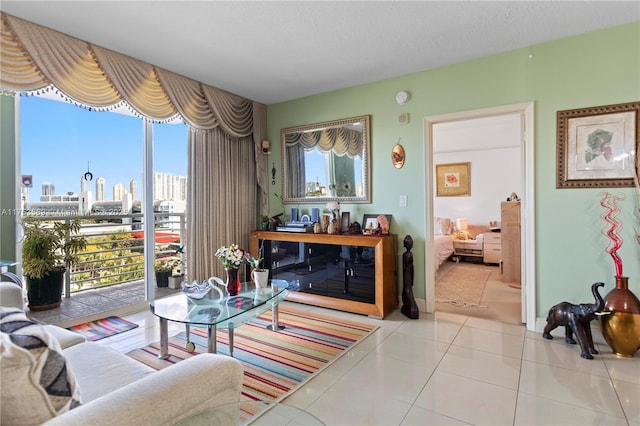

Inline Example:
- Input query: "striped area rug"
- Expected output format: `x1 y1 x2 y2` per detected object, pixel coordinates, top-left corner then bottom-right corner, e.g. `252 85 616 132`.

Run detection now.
126 307 377 403
68 316 139 341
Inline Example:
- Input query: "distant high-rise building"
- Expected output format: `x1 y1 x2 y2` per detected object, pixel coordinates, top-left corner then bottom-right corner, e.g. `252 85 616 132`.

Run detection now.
153 172 187 201
42 182 54 196
129 179 137 201
113 183 126 201
80 176 88 194
96 178 105 202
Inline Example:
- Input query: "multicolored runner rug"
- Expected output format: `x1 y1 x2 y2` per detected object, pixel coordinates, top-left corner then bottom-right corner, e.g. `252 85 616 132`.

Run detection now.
126 307 377 403
67 316 139 341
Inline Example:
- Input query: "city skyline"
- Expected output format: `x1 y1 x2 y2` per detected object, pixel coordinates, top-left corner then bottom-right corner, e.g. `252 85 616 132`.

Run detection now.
33 171 186 202
20 95 187 201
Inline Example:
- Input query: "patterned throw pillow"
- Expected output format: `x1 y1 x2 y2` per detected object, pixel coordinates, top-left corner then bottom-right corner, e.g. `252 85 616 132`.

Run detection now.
0 307 82 425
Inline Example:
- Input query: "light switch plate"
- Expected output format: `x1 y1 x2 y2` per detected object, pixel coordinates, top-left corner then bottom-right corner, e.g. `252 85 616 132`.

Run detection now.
399 195 407 207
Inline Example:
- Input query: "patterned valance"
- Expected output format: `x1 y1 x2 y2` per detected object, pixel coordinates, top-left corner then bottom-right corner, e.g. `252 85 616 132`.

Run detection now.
1 12 269 214
285 127 363 158
0 12 257 135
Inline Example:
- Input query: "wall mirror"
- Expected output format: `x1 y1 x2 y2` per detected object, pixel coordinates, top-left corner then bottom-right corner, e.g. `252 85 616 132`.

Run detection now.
281 115 371 204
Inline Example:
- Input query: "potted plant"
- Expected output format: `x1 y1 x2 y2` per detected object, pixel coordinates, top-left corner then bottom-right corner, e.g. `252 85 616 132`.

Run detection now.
168 259 185 289
260 215 270 230
248 252 269 289
21 219 88 311
154 258 178 288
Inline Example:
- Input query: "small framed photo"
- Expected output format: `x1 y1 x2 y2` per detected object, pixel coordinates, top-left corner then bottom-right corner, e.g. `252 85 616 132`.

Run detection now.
557 101 639 188
361 214 392 234
436 162 471 197
341 212 350 233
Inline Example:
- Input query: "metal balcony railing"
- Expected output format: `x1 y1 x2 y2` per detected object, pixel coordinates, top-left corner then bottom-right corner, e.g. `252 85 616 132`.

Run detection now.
21 212 186 296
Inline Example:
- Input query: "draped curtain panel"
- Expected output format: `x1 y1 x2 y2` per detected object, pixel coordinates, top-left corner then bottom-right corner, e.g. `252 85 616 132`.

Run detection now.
187 128 256 282
285 145 306 198
1 12 271 276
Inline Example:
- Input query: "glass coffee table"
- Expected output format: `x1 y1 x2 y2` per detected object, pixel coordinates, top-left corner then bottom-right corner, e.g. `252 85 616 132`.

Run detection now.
150 279 289 358
177 400 323 425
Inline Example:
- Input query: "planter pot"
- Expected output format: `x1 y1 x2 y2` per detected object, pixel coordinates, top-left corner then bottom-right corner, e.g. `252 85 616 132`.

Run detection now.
155 270 171 287
251 269 269 289
26 268 65 311
168 275 184 289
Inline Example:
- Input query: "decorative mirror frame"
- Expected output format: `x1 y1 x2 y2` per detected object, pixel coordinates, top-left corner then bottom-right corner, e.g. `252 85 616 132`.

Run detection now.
281 115 371 204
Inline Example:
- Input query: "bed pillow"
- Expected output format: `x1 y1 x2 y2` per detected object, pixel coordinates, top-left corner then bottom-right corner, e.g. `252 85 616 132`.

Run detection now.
434 217 452 235
0 307 82 425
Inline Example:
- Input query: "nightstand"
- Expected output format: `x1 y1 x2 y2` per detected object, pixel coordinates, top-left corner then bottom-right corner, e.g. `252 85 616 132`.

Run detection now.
483 232 501 264
453 239 483 261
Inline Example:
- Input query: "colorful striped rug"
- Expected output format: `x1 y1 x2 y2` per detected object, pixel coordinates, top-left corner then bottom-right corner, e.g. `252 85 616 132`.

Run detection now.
68 316 139 341
126 306 377 403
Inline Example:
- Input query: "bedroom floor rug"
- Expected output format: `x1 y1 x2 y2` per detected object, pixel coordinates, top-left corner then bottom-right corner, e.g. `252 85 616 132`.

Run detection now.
67 316 139 341
435 264 491 307
127 307 377 404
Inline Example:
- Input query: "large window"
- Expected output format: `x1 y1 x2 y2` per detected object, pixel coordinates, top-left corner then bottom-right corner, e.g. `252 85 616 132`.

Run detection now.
20 95 187 293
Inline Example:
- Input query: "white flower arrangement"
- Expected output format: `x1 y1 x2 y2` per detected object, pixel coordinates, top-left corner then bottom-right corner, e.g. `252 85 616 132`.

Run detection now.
214 243 248 270
326 201 340 221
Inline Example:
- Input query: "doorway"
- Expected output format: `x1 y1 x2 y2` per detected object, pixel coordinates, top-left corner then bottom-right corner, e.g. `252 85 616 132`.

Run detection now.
423 102 536 330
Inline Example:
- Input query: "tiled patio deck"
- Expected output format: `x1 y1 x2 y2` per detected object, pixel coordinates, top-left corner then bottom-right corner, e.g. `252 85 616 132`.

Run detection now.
26 281 181 328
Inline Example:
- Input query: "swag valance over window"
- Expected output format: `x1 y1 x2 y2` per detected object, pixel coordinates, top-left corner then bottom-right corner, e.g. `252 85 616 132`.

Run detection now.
0 12 268 212
1 12 252 131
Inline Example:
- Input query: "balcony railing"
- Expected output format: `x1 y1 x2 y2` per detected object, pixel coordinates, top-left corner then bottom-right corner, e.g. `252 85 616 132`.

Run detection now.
21 212 186 296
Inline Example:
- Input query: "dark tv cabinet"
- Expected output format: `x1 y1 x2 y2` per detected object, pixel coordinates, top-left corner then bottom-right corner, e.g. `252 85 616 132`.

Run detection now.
250 231 398 318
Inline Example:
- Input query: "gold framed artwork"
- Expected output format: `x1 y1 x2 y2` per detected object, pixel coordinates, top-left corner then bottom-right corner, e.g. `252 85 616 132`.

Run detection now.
436 162 470 197
557 101 639 189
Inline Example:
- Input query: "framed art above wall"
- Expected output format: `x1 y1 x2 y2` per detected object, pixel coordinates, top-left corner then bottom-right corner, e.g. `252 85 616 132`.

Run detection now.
556 101 639 189
436 162 471 197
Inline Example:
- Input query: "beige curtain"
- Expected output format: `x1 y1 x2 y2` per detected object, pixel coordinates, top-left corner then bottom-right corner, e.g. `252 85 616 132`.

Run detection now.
1 12 271 276
187 128 256 282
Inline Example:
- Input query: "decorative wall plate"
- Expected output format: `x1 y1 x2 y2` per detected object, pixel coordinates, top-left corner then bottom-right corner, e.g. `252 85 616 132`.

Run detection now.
392 143 405 169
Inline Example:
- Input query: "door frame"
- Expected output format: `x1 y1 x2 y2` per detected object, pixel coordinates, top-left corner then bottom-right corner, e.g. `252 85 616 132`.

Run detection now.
423 102 536 330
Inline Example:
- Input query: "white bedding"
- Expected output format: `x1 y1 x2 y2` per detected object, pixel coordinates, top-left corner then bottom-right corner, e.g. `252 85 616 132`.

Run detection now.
434 234 454 272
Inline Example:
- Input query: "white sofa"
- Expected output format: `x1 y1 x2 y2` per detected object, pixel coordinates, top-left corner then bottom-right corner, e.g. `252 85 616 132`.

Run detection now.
0 281 244 425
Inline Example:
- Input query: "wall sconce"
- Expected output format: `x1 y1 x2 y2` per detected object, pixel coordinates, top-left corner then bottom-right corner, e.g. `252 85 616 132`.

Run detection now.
261 139 270 154
456 218 469 240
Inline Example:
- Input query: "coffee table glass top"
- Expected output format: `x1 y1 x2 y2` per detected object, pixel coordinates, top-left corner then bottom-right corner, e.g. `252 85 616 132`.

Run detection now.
177 400 324 426
150 279 289 329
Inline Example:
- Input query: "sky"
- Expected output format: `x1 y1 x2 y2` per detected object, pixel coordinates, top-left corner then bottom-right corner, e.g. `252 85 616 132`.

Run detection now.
20 96 187 201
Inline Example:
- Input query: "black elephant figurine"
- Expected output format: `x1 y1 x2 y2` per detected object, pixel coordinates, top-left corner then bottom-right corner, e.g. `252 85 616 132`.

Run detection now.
542 282 605 359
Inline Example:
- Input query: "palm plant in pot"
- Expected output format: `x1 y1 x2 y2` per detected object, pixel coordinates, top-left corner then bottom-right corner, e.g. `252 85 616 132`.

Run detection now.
22 219 88 311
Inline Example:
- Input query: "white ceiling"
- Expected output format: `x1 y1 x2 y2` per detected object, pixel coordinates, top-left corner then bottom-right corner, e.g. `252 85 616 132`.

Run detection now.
2 1 639 104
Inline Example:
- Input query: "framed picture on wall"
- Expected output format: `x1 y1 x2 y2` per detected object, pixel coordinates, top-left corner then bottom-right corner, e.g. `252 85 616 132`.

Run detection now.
556 101 639 188
436 162 471 197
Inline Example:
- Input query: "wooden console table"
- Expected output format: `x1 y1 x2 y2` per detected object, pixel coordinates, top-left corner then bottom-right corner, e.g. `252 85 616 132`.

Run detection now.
250 231 398 318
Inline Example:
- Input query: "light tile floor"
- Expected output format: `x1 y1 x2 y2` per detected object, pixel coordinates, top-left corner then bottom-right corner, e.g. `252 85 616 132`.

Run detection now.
92 301 639 426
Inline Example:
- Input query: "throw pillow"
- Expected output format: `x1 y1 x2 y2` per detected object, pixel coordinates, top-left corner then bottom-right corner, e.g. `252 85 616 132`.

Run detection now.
0 307 82 425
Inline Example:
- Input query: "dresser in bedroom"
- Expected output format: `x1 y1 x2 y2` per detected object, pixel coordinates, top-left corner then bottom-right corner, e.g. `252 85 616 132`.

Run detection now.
501 201 521 285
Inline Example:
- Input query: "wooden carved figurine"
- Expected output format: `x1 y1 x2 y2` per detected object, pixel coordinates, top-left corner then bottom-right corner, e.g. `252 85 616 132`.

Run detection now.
401 235 419 319
542 282 605 359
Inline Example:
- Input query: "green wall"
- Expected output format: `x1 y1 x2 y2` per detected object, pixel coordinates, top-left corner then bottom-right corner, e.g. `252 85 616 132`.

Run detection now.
0 95 17 265
266 22 640 319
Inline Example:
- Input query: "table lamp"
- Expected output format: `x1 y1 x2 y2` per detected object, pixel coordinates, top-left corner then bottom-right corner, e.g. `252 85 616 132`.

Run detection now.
456 218 469 240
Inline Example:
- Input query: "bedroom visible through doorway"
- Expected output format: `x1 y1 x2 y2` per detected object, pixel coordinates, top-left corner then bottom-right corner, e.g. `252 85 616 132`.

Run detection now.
423 102 536 329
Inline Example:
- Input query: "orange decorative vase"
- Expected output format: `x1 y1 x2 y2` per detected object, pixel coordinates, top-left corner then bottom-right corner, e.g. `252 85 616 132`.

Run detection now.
599 276 640 358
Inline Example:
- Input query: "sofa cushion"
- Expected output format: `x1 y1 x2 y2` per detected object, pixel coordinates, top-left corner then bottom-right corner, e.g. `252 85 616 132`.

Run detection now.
62 341 155 403
0 307 82 425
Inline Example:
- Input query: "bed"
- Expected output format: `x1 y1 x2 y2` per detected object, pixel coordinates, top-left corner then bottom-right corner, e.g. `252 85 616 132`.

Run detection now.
433 217 454 273
434 234 454 272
